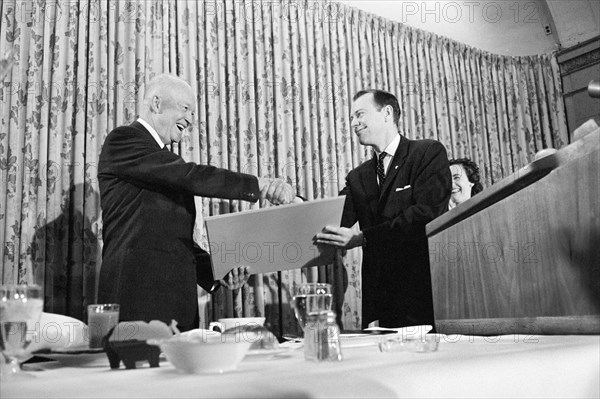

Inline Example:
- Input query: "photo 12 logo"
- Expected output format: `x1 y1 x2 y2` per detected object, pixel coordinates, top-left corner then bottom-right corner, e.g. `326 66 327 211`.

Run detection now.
429 240 538 264
396 1 540 24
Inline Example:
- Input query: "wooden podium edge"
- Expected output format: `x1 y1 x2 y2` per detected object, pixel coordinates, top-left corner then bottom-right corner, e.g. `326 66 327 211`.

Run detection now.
426 153 559 237
435 315 600 336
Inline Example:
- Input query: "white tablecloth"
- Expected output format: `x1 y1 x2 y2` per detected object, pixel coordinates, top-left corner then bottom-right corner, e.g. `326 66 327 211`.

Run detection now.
3 335 599 398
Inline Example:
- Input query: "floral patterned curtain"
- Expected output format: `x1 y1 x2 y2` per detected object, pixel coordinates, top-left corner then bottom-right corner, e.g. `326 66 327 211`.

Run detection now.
0 0 568 333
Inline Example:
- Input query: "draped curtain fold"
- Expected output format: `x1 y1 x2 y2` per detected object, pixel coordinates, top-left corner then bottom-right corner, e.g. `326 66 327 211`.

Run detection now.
0 0 568 333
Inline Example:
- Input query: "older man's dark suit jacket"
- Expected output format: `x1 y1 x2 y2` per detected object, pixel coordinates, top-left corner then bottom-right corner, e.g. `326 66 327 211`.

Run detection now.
340 135 451 328
97 121 260 331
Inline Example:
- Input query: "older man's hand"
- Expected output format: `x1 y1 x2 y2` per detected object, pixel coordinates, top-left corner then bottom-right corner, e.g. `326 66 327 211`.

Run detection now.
258 177 294 205
220 266 250 291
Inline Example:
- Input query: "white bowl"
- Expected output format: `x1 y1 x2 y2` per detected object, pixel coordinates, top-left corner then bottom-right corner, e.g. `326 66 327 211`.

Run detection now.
148 334 251 374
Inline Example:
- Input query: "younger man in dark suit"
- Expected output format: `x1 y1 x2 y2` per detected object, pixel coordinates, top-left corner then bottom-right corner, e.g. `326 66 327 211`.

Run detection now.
98 74 293 331
316 90 451 328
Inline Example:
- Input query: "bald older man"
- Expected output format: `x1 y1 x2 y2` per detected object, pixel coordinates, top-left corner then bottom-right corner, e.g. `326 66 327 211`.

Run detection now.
97 74 293 331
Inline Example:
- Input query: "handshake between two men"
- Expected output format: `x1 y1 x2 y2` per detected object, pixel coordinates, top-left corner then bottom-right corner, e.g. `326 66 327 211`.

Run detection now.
257 177 295 206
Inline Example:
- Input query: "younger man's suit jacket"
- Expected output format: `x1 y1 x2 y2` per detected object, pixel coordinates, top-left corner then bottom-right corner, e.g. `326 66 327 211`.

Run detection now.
340 135 451 328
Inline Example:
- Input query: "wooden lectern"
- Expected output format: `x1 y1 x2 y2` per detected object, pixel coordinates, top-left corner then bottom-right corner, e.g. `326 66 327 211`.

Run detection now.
426 125 600 335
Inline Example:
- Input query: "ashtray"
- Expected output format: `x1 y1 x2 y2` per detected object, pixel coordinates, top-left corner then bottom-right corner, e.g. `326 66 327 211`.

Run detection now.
378 334 439 353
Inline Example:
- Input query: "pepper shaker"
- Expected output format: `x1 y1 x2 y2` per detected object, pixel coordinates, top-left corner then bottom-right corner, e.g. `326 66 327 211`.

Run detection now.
304 311 343 362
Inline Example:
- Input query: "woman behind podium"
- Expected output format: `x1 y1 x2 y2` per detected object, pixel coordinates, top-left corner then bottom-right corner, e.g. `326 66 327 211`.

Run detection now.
448 158 483 209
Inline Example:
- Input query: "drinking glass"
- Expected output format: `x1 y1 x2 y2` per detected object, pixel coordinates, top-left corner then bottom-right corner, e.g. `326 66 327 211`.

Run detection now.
0 284 44 380
291 283 333 332
87 304 120 348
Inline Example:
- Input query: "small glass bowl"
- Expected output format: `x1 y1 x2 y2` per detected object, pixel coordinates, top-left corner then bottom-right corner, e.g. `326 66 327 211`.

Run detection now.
378 335 439 353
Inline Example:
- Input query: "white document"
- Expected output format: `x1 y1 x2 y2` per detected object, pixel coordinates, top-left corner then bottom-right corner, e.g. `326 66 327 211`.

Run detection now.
204 196 346 280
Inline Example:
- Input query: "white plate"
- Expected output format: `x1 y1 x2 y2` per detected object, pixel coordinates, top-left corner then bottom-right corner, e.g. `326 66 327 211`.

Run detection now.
363 325 433 334
244 348 291 359
37 345 104 354
340 334 384 348
33 349 107 366
342 325 434 348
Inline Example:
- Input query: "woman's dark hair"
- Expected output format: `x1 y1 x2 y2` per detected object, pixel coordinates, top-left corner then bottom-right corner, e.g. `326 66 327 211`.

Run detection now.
449 158 483 196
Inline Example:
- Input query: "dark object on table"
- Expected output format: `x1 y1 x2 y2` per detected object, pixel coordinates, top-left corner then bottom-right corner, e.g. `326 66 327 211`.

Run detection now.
102 320 172 369
103 337 161 369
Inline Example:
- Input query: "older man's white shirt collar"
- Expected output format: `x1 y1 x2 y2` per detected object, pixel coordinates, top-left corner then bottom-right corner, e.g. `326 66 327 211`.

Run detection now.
137 118 165 149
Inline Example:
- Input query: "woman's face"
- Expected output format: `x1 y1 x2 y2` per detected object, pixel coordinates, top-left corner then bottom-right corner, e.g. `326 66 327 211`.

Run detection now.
450 164 474 206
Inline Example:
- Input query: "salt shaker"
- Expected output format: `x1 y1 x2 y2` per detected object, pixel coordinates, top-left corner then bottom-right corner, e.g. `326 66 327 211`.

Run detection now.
304 311 343 362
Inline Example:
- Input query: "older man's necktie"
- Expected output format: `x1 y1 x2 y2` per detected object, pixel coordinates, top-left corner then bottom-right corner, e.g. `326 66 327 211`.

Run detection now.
377 152 387 185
